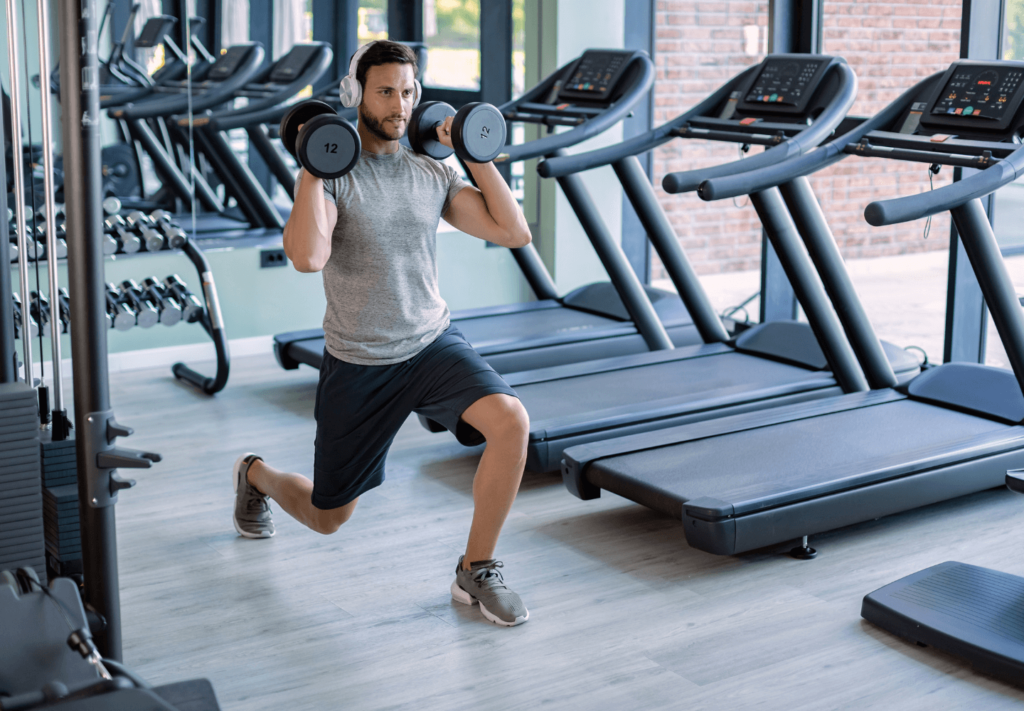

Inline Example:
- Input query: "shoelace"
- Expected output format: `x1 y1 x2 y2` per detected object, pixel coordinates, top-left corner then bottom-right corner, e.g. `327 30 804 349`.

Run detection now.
245 486 271 514
470 561 509 592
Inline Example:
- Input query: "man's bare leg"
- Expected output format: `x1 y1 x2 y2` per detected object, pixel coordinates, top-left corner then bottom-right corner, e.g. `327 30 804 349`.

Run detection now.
247 459 357 535
458 394 529 568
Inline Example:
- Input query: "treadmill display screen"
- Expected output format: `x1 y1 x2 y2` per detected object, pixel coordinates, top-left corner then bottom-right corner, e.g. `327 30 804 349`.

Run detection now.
735 56 833 116
931 65 1024 121
556 50 636 103
744 59 823 107
207 45 254 81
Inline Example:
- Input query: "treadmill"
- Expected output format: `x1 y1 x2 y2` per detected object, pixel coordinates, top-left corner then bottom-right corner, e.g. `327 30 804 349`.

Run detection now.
439 54 918 473
273 49 701 377
166 43 335 236
560 58 1024 559
107 42 271 233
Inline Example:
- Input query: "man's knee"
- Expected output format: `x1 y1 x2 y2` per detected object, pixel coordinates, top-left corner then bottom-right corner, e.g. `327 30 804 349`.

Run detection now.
478 395 530 446
309 501 356 535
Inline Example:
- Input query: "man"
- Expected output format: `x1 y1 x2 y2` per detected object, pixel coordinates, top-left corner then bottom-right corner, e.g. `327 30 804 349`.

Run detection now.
232 41 532 627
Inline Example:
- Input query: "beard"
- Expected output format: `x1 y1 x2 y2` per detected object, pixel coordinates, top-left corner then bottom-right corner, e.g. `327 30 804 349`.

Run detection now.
359 106 406 142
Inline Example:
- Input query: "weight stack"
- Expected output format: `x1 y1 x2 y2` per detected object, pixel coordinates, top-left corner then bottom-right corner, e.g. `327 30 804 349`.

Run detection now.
0 382 45 582
41 435 81 580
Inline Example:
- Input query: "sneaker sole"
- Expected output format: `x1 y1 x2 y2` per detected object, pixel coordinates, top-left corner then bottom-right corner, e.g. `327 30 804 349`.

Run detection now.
233 453 274 539
450 580 529 627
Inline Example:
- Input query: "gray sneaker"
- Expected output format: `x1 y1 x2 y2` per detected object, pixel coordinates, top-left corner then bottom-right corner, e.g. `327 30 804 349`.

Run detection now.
233 453 274 539
451 556 529 626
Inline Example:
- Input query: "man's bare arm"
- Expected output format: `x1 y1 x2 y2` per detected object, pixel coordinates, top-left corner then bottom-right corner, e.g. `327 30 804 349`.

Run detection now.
284 170 339 272
434 116 531 248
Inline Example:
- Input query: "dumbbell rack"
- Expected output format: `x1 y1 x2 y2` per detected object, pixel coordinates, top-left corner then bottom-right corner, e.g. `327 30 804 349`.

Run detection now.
8 208 230 396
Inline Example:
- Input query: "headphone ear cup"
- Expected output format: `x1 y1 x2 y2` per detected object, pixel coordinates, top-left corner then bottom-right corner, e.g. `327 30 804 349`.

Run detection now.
339 75 362 108
413 79 422 108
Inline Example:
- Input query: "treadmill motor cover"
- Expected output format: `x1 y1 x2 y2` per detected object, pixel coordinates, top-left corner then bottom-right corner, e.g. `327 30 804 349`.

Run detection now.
906 362 1024 424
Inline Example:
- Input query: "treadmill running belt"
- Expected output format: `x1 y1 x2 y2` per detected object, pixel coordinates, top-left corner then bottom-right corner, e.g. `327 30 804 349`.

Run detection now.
518 352 826 426
587 400 1020 518
457 307 625 350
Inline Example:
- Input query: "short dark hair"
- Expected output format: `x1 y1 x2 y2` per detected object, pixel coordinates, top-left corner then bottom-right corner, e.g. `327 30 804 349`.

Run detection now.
354 41 419 94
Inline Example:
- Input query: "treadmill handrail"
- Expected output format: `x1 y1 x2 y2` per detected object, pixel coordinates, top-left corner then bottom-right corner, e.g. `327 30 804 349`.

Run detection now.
114 44 266 120
697 72 944 201
660 61 858 194
536 66 758 179
495 52 656 164
864 145 1024 226
99 58 189 109
185 44 334 124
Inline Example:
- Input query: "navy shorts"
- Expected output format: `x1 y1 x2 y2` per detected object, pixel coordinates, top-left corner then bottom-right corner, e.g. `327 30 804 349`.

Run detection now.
312 324 518 510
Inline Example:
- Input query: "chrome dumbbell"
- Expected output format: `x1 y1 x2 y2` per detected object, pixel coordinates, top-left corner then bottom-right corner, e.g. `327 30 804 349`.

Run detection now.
142 276 182 326
119 279 159 328
104 215 139 254
56 287 72 335
105 282 136 331
12 292 39 340
125 211 165 252
29 291 52 338
149 210 187 249
163 274 204 323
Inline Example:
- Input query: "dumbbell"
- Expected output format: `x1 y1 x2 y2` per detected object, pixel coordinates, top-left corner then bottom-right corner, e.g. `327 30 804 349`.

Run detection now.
163 275 204 323
102 196 122 216
149 210 187 249
57 288 72 335
12 293 38 340
29 291 52 338
104 215 139 255
125 211 165 252
142 276 182 326
279 100 362 180
33 224 68 259
407 101 507 163
105 283 136 331
9 235 18 264
119 279 159 328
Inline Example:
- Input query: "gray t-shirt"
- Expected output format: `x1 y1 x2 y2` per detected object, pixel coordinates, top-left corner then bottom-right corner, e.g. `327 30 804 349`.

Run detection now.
301 146 469 365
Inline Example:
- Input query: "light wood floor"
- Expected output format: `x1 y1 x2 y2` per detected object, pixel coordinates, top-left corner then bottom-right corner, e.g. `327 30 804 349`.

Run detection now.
96 353 1024 710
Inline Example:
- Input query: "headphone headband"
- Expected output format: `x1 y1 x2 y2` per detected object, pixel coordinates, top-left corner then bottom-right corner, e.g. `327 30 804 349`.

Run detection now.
339 41 421 109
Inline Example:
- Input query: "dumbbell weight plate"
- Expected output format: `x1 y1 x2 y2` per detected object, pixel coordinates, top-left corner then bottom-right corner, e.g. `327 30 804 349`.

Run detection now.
408 101 456 161
297 115 361 180
451 103 507 164
279 100 337 161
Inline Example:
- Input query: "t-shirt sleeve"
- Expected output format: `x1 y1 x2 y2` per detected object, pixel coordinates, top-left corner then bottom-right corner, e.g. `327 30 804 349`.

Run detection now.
440 162 471 218
294 168 338 205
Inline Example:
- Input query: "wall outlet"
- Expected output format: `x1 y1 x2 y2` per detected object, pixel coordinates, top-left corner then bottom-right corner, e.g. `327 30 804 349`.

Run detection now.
260 248 287 268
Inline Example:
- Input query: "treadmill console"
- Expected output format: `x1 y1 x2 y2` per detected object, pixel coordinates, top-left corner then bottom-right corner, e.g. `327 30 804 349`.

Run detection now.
921 60 1024 133
556 50 641 104
269 44 322 83
207 44 257 82
735 55 832 116
134 16 177 49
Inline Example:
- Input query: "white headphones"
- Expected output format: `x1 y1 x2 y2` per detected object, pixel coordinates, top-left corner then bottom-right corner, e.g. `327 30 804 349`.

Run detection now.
339 41 422 109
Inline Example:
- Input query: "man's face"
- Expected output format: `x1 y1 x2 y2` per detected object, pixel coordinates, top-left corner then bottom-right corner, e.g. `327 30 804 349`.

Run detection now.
358 62 417 142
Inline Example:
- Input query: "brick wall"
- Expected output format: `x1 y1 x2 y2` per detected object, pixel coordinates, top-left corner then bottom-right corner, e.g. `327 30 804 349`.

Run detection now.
652 0 962 276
